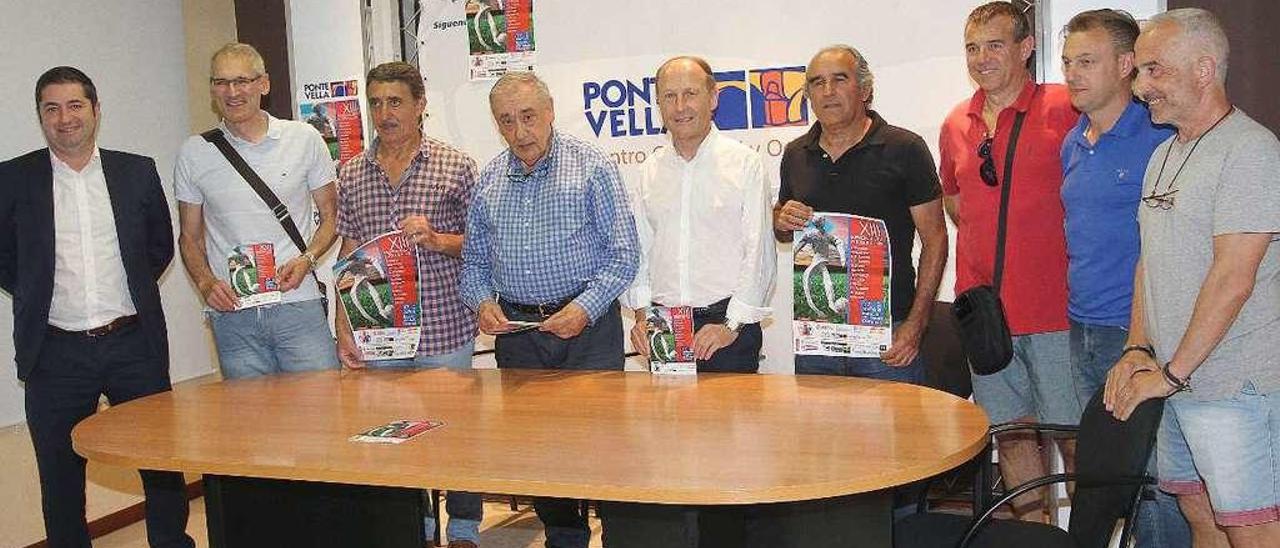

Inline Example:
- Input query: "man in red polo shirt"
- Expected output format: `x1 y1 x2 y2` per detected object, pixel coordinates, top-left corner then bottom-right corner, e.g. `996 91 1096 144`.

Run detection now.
938 1 1080 520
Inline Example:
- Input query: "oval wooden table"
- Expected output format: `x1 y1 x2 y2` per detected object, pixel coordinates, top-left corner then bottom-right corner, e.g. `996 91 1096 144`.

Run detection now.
73 369 989 547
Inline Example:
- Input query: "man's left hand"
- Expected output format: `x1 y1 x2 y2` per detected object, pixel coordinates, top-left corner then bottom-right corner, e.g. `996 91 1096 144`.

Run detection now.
693 324 739 361
399 215 440 251
277 256 312 292
1110 369 1176 421
880 321 924 366
540 302 590 339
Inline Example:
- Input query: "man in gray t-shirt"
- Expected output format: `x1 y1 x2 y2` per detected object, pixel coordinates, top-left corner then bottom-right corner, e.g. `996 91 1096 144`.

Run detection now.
176 43 339 380
1104 9 1280 545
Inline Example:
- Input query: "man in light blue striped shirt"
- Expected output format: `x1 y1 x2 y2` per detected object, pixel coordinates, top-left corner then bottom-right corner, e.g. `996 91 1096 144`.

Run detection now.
459 70 639 548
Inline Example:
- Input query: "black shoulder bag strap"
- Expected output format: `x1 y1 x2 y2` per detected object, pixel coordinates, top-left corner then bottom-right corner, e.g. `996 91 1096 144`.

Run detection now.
991 109 1028 292
201 128 328 311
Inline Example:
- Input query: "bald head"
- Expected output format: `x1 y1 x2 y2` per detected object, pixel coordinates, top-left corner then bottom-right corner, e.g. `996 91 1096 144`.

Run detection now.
656 56 716 93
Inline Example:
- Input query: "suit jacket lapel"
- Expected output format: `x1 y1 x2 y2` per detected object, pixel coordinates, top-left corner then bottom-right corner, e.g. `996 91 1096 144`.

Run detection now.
100 151 136 272
32 149 56 279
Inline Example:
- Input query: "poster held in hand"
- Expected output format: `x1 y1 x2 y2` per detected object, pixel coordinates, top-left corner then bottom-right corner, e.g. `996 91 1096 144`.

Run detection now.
229 243 282 309
792 213 892 357
647 306 695 375
335 231 421 360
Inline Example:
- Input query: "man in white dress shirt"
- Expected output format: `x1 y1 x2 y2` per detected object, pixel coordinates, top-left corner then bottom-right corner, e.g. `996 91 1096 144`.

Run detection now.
0 66 193 548
624 55 776 373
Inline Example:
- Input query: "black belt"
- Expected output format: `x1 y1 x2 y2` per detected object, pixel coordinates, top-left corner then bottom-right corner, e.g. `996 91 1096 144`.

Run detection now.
498 295 578 317
654 298 731 321
48 315 138 337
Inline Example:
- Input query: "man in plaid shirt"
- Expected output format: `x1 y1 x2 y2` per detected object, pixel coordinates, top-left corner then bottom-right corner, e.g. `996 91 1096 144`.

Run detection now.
334 62 482 548
460 71 640 548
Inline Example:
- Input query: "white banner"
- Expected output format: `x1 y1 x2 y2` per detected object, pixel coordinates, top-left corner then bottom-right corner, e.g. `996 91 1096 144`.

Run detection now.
418 0 985 372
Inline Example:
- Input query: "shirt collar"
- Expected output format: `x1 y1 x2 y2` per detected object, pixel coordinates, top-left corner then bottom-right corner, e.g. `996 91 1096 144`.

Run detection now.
666 127 720 165
49 146 102 173
1106 100 1151 138
967 79 1038 118
218 110 283 144
368 134 432 163
801 110 888 155
1065 100 1150 149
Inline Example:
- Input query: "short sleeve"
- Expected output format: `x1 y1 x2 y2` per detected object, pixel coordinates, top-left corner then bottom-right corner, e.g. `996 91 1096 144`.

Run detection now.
1214 131 1280 236
335 160 360 240
304 128 336 190
173 139 203 204
900 134 943 207
938 123 959 196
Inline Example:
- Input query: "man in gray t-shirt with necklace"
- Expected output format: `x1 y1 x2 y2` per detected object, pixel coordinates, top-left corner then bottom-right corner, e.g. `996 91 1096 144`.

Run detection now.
1104 9 1280 546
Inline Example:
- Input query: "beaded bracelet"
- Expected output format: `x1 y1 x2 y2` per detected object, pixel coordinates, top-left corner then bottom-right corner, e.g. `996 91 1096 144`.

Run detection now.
1161 362 1191 393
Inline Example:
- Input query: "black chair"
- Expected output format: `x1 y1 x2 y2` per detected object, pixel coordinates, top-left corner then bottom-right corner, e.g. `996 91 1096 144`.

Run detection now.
895 389 1164 548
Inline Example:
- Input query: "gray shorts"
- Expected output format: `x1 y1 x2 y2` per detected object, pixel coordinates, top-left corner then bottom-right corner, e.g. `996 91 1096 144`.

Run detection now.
970 330 1083 425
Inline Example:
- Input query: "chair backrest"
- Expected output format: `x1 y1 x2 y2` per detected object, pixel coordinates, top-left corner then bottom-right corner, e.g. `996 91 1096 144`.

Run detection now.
1067 389 1164 548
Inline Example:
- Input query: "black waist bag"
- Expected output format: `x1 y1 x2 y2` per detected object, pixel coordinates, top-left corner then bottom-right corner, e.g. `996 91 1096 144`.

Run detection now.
953 285 1013 375
952 106 1028 376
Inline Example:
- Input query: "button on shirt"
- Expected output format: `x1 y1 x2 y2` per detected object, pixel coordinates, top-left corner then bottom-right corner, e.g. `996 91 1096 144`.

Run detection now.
337 136 478 355
460 131 640 322
48 148 137 330
624 129 776 324
1061 100 1173 327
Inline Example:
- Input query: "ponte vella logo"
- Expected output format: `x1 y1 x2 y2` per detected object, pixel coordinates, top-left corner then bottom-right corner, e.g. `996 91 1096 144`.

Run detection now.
582 65 809 138
714 66 809 130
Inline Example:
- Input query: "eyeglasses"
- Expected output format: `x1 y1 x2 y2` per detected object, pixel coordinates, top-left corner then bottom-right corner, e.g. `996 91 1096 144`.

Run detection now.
210 75 263 90
977 137 998 186
1142 189 1178 210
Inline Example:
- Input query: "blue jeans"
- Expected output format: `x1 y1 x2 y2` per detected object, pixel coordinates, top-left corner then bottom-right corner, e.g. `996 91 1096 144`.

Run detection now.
366 339 476 369
794 352 925 384
1070 320 1190 548
366 340 482 543
207 299 338 380
970 330 1081 425
1068 320 1128 409
794 354 925 383
1160 383 1280 527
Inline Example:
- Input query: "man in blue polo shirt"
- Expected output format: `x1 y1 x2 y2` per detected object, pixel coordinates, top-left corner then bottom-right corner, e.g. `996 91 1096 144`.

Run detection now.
1059 10 1187 548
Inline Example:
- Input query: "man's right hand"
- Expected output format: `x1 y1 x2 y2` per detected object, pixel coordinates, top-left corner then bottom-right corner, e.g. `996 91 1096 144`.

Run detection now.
773 200 814 232
478 300 513 335
1103 347 1160 413
199 278 240 312
629 310 650 358
337 330 366 369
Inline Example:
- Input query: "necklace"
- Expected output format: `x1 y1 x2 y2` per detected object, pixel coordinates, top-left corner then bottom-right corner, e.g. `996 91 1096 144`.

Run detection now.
1147 107 1234 202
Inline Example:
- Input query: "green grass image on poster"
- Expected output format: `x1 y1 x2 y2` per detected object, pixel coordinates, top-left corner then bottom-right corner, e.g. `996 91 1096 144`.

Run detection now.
340 282 394 329
792 270 847 323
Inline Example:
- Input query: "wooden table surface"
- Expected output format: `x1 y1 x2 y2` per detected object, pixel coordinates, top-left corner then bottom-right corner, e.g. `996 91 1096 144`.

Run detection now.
72 369 989 505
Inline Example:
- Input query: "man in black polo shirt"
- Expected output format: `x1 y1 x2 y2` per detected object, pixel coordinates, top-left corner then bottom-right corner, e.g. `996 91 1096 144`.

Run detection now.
774 44 948 383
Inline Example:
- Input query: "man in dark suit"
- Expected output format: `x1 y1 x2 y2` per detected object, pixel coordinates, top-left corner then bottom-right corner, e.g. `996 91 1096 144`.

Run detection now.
0 66 193 548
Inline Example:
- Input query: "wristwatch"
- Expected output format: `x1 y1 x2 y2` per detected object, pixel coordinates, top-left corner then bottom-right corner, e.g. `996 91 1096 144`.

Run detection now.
724 320 742 333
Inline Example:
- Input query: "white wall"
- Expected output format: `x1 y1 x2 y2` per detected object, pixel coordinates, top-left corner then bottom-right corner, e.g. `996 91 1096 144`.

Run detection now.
1040 0 1167 83
0 0 216 427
